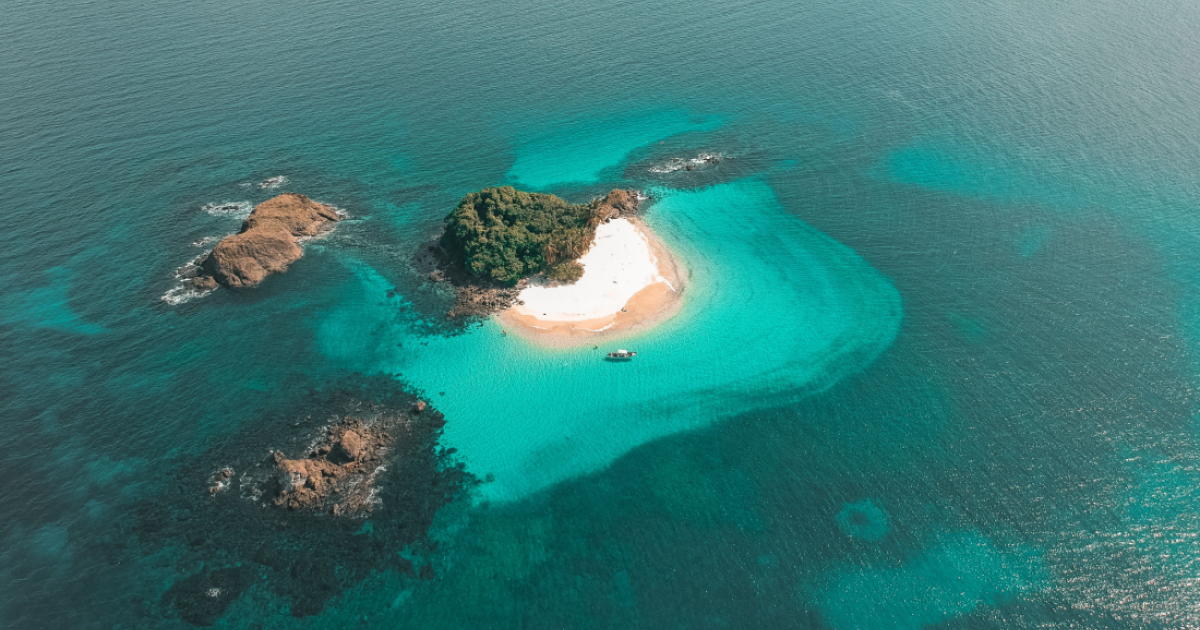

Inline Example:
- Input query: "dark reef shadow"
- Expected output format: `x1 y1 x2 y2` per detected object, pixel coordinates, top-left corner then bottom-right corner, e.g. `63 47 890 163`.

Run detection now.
127 374 478 624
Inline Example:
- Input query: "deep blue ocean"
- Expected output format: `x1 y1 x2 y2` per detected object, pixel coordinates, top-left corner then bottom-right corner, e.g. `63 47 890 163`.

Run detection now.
6 0 1200 627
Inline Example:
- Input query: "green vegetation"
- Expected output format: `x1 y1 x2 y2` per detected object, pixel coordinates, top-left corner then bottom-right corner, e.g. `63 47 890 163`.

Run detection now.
440 186 605 285
545 260 584 282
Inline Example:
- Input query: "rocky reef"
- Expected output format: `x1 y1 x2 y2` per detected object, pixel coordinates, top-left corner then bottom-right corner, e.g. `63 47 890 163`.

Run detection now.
423 248 525 320
271 414 407 515
120 376 477 624
191 193 340 290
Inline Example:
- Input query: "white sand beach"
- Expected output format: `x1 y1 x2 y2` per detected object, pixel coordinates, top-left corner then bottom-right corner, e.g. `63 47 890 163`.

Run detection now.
500 218 683 341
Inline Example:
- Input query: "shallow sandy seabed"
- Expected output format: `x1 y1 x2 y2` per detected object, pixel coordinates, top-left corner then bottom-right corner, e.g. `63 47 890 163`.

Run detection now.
498 218 685 346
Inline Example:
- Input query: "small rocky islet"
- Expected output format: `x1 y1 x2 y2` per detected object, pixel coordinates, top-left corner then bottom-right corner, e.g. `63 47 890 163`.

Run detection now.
270 400 435 515
188 192 341 291
185 187 638 314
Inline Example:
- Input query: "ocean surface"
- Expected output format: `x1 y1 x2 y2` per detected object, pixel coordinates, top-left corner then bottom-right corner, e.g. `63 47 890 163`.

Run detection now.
4 0 1200 627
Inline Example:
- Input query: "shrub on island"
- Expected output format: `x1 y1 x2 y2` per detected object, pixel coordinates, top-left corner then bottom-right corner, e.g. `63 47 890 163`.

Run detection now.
440 186 606 285
545 260 585 282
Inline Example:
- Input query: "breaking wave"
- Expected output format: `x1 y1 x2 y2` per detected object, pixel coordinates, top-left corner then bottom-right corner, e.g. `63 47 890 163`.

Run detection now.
161 254 215 305
649 152 725 174
258 175 288 190
191 235 222 248
201 201 253 219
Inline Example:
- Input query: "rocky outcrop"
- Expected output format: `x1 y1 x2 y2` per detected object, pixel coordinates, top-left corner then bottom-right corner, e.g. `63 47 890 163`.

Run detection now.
416 244 524 320
595 188 640 219
271 416 398 514
195 193 340 289
444 279 524 319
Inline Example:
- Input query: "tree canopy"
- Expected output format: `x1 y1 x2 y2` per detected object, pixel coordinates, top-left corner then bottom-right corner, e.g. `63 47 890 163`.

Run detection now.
440 186 604 285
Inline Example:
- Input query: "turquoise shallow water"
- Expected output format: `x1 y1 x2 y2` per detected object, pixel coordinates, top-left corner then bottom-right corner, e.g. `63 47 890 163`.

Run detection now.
6 0 1200 627
320 177 900 501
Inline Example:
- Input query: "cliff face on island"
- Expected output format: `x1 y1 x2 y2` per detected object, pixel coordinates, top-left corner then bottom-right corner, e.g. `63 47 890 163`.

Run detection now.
596 188 639 218
194 193 340 289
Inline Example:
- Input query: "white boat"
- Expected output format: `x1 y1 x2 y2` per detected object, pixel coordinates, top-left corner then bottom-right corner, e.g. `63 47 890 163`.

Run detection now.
606 349 637 360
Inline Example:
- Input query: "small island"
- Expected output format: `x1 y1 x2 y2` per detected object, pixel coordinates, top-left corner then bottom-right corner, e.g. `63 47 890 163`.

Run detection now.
190 193 341 290
435 186 683 341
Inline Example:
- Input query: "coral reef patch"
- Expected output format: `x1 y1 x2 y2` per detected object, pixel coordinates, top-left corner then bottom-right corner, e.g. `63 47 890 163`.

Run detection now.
128 376 476 624
835 499 890 541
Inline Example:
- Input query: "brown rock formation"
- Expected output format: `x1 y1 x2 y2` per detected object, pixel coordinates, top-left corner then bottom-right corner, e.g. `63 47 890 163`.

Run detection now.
197 193 340 289
190 276 219 291
445 282 524 319
596 188 639 219
271 417 393 514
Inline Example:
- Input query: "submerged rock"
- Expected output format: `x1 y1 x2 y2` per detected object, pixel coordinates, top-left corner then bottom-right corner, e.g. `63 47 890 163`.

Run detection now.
162 565 253 627
647 152 724 174
204 467 235 496
835 499 890 541
195 193 340 289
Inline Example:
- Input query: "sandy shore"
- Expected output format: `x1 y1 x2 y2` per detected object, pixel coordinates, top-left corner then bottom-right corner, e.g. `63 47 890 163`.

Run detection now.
498 218 684 344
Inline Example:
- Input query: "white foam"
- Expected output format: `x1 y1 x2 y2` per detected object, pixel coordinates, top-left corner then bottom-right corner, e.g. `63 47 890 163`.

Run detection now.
191 235 222 248
161 284 213 305
161 254 216 305
258 175 288 190
649 152 724 173
201 201 253 219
